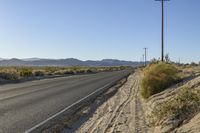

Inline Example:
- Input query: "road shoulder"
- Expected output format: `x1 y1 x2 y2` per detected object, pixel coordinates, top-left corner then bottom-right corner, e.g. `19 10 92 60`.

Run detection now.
70 72 148 133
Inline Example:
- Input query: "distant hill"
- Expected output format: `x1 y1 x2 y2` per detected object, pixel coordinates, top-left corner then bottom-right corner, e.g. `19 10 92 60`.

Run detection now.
22 58 43 61
0 58 144 67
0 58 6 61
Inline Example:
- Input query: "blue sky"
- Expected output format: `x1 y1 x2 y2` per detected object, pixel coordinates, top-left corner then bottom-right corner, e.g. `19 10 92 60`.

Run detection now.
0 0 199 63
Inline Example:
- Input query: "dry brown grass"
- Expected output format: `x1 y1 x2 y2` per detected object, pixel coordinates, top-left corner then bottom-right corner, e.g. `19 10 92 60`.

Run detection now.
150 87 200 126
178 65 200 78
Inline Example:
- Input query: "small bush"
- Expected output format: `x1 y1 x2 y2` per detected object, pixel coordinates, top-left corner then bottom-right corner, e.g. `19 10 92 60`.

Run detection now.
64 70 75 75
70 66 81 72
34 71 45 76
86 69 94 73
190 62 198 67
0 72 19 80
20 68 33 77
45 67 58 73
151 88 200 125
141 62 180 99
54 71 63 75
76 70 86 74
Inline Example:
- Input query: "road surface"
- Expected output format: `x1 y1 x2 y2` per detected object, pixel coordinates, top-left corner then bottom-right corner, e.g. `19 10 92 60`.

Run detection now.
0 70 132 133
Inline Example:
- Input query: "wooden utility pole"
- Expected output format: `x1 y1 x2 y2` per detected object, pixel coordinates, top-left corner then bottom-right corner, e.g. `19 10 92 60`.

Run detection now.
155 0 170 61
144 48 147 66
142 54 145 66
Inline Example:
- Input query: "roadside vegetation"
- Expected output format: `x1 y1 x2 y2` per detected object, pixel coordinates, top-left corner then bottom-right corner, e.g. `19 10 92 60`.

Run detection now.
141 62 180 99
140 58 200 132
140 59 200 99
0 66 130 82
150 87 200 126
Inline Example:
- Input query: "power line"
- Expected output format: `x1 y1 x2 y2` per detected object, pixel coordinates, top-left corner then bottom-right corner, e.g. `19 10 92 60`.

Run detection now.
155 0 170 62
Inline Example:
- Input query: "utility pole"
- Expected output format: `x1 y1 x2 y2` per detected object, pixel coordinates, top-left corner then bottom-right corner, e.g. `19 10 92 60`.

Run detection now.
142 54 145 66
155 0 170 62
144 48 147 66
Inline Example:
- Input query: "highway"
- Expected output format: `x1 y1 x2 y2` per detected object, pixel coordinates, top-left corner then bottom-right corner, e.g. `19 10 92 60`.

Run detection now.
0 70 132 133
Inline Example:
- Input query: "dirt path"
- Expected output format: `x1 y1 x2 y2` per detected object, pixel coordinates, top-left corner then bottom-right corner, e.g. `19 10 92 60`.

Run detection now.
76 72 147 133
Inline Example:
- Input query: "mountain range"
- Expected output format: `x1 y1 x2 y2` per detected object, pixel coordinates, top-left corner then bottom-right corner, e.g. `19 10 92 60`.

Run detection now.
0 58 144 67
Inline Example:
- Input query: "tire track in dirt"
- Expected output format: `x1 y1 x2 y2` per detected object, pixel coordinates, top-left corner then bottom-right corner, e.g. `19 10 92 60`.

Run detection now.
75 72 148 133
134 77 147 133
103 83 135 133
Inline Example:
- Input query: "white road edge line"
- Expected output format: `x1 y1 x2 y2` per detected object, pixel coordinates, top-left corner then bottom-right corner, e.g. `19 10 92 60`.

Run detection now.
24 83 112 133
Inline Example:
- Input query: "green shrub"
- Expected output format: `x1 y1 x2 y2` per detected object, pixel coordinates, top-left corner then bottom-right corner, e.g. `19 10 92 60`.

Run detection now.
141 62 180 99
20 68 33 77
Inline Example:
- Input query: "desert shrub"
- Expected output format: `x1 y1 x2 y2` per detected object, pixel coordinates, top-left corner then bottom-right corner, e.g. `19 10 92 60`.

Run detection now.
190 62 198 67
45 67 58 73
76 70 86 74
54 71 63 75
0 72 19 80
70 66 81 71
119 66 127 70
64 70 74 75
34 71 45 76
86 69 94 73
20 68 33 77
141 62 180 99
150 58 160 64
150 88 200 126
105 67 116 71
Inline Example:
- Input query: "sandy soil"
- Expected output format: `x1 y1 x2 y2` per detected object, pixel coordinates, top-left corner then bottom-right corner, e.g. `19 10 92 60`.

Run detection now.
65 69 200 133
146 75 200 133
75 72 147 133
174 113 200 133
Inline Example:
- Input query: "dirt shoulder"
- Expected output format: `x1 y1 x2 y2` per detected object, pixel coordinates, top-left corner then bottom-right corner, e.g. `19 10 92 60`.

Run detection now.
71 67 200 133
62 66 200 133
74 72 147 133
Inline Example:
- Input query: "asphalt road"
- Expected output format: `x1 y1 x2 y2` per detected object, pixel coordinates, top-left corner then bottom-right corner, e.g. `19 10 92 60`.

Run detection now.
0 70 132 133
